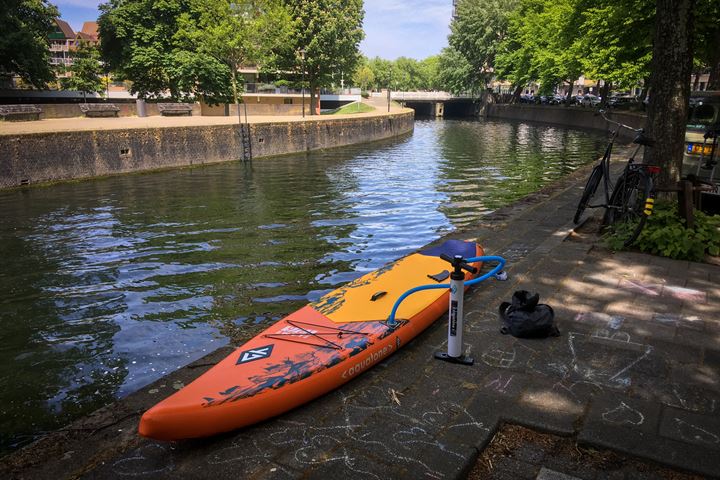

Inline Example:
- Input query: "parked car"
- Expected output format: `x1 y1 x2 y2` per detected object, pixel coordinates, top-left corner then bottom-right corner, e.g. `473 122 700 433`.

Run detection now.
683 92 720 189
550 94 566 105
568 94 584 106
581 94 601 107
608 95 639 109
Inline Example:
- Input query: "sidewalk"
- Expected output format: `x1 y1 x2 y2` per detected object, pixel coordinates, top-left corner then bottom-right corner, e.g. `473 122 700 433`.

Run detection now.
0 107 410 136
1 153 718 480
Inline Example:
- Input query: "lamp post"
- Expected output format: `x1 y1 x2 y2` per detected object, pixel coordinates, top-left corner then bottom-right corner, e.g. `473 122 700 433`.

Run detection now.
299 49 306 118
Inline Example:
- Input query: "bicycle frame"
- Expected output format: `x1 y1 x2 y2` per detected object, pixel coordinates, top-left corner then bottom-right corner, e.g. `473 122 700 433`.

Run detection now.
586 113 647 211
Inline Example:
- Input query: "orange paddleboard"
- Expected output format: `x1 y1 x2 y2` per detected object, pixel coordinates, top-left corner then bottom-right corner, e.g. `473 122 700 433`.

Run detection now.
139 239 484 440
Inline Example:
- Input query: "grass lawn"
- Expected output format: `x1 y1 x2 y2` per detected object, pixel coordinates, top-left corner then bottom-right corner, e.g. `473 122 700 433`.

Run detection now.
324 102 375 115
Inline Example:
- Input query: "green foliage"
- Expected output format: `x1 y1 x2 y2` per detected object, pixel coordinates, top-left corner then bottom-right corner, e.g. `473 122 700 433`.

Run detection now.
436 47 474 94
353 65 374 91
324 101 374 115
359 55 440 91
449 0 518 90
694 0 720 89
189 0 292 104
274 0 364 114
59 41 104 97
577 0 654 89
604 202 720 261
0 0 58 88
99 0 240 102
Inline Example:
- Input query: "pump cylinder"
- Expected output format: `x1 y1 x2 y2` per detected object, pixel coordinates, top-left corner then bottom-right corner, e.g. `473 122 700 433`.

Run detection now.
447 276 464 358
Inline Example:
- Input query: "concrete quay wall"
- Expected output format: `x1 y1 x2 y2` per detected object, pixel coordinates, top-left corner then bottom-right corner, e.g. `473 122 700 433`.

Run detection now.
485 104 646 139
0 111 414 189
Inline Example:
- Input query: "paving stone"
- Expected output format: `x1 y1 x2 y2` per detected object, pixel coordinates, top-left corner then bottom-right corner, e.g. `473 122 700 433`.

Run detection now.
535 467 585 480
661 285 707 303
486 456 540 479
583 393 662 435
659 406 720 450
502 380 586 436
675 326 720 350
648 338 702 365
668 363 720 395
579 413 720 477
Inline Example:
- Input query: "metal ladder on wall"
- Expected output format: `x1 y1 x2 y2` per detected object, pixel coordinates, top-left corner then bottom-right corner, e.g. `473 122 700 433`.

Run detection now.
239 121 253 162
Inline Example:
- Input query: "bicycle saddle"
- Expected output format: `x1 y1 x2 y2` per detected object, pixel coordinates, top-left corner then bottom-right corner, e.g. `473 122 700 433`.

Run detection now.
633 132 655 147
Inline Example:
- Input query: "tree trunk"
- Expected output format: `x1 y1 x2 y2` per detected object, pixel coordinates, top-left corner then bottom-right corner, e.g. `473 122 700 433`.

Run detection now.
600 81 611 106
644 0 695 190
510 84 522 104
309 81 316 115
565 80 574 106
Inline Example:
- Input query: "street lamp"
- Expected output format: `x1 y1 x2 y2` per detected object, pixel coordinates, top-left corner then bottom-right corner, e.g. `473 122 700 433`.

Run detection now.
299 49 306 118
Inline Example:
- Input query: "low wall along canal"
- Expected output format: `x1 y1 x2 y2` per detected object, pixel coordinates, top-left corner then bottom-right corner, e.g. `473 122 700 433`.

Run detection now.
485 104 646 140
0 111 414 189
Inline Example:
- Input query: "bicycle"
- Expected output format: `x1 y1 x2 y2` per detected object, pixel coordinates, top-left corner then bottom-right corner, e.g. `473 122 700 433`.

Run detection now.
573 110 660 246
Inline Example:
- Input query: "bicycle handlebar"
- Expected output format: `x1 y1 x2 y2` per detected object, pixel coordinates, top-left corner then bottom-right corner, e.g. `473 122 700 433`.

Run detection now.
597 109 643 134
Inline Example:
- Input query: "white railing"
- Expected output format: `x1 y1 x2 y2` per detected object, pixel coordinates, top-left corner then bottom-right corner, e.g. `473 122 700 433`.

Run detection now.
390 91 475 101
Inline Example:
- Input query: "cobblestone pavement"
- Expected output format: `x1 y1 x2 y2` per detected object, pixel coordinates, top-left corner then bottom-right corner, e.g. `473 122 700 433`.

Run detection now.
1 151 718 479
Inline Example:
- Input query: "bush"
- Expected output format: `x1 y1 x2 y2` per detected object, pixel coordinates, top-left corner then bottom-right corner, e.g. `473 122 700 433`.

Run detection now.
604 201 720 261
361 91 370 98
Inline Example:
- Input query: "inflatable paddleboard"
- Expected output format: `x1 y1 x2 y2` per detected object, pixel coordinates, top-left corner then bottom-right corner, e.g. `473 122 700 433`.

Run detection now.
139 239 486 440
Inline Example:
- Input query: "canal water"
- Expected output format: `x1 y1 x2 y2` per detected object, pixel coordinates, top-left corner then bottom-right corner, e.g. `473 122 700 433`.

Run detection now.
0 118 607 455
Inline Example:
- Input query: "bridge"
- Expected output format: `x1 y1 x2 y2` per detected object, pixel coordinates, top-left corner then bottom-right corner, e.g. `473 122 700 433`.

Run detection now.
371 91 478 117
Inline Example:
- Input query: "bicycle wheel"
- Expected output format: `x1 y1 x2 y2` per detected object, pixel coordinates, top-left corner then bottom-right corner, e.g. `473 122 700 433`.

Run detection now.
602 170 653 246
574 165 604 224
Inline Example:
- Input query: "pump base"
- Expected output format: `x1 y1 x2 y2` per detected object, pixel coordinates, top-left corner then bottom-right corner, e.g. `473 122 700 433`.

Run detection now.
434 351 474 365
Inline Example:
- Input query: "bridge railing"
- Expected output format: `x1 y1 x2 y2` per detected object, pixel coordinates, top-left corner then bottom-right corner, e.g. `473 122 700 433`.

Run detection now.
389 91 475 101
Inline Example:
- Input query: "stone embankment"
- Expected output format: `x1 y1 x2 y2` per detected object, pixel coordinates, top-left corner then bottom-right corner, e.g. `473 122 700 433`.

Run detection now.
0 110 414 189
485 104 646 139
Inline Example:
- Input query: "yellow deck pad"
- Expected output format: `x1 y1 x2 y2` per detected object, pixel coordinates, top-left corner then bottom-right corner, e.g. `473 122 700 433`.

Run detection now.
311 254 450 323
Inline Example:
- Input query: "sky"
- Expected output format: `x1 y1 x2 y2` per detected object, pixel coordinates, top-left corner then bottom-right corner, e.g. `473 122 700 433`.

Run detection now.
54 0 452 61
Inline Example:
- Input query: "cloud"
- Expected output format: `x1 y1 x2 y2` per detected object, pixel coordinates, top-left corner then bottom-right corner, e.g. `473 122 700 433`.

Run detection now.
361 0 452 59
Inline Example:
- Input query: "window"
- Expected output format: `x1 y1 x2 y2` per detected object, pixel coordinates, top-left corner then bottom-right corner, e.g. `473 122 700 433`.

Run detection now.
284 98 293 105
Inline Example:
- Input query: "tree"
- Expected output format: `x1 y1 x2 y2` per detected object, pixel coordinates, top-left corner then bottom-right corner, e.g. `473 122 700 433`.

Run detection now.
436 47 474 94
578 0 654 92
98 0 232 102
187 0 292 108
449 0 519 91
0 0 58 88
694 0 720 89
276 0 364 115
494 1 541 100
644 0 695 189
60 41 104 99
366 56 393 90
354 64 374 91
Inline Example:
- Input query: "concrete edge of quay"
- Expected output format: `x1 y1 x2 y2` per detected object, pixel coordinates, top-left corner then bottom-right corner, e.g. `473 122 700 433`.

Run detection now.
0 109 414 190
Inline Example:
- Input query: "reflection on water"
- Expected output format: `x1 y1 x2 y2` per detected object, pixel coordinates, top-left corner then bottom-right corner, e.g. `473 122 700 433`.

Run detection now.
0 118 606 454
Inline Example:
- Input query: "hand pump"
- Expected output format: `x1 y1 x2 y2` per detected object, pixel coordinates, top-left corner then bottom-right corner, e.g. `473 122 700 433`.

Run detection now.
434 254 478 365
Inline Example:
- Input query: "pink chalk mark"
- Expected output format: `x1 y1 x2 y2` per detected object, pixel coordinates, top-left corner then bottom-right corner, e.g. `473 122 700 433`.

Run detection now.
662 285 707 303
618 279 662 296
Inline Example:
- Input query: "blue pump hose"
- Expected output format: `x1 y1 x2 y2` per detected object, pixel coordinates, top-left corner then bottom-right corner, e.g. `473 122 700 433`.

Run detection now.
386 255 506 326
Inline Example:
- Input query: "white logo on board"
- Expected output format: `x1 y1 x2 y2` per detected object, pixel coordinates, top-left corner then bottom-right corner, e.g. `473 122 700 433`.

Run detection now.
236 344 274 364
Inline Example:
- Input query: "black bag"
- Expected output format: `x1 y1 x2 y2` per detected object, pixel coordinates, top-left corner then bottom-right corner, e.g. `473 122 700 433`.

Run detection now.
499 290 560 338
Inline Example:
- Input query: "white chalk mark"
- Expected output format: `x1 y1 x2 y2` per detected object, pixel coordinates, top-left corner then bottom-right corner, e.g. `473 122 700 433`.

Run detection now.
112 443 173 477
674 418 720 445
601 402 645 426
